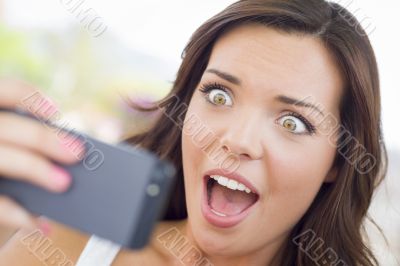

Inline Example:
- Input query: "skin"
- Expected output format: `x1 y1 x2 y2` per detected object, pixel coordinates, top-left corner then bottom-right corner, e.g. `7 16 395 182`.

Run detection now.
181 23 343 265
0 23 344 265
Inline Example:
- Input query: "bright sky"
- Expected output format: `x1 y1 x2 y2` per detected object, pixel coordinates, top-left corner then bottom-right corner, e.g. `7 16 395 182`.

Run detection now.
3 0 400 150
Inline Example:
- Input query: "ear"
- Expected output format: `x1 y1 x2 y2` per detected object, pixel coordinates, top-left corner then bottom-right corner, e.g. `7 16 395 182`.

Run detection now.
324 165 338 183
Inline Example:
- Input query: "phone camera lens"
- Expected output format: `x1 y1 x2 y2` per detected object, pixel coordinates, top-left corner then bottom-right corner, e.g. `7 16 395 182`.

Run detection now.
146 184 160 197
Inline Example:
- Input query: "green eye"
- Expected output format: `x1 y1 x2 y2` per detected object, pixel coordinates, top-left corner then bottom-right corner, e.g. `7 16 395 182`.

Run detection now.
282 118 297 131
199 82 233 106
277 113 315 135
208 90 232 106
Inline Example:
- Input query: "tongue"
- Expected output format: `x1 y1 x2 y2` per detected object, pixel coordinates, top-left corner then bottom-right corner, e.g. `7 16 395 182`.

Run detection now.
209 182 257 216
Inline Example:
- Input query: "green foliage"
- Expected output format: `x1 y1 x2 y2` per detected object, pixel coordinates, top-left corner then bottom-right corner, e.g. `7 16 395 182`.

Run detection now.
0 25 50 87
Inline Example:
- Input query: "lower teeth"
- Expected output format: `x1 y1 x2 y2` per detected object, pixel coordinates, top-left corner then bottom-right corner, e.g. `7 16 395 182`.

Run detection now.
210 208 227 217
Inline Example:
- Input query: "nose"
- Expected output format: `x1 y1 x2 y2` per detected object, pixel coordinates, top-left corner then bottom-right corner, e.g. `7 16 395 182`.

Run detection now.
219 112 264 161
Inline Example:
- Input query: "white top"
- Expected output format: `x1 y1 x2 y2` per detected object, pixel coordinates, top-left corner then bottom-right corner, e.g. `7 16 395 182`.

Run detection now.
75 235 121 266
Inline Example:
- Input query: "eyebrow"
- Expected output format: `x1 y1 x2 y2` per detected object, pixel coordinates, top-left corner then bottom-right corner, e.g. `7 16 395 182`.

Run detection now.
205 68 242 86
274 95 325 117
205 68 324 117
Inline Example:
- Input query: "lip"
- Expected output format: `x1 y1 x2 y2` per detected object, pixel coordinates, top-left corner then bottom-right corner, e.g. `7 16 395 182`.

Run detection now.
200 169 260 228
203 168 260 195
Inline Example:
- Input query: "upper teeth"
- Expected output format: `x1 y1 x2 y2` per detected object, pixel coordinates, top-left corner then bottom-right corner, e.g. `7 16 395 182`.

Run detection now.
210 175 253 193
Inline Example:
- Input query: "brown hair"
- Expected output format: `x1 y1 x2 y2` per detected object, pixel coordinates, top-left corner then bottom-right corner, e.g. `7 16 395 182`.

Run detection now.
124 0 388 265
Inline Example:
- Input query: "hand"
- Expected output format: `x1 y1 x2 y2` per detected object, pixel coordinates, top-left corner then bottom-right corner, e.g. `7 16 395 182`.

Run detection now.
0 79 84 231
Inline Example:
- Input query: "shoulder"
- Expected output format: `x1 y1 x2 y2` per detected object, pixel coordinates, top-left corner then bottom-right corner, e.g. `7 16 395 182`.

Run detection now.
0 219 90 266
112 220 186 265
0 219 186 266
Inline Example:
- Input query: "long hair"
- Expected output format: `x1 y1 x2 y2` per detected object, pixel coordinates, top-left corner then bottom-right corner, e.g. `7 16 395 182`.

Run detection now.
124 1 388 265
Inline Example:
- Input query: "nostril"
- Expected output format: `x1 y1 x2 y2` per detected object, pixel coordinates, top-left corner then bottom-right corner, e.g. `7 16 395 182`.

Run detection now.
222 145 230 152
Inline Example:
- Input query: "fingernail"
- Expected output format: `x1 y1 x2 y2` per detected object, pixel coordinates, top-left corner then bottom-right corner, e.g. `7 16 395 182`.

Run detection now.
38 99 59 118
51 165 71 190
38 217 51 236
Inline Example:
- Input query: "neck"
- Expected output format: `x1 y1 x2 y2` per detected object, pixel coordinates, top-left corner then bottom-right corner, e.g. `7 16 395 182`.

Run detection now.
160 219 288 266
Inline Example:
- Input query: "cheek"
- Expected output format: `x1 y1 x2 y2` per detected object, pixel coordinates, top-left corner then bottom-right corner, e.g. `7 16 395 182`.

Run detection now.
181 132 203 185
262 139 336 225
181 99 208 194
181 113 201 183
181 94 215 173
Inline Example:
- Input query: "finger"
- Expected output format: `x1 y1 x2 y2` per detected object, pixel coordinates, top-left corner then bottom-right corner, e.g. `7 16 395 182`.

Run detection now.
0 79 36 109
0 112 85 164
0 196 38 231
0 79 58 120
0 143 71 192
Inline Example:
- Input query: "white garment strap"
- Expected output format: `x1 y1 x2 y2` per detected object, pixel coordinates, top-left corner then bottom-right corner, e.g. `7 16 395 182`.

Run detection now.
75 235 121 266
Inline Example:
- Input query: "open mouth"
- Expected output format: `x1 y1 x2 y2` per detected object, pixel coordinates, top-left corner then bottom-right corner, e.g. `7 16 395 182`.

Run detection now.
206 175 259 216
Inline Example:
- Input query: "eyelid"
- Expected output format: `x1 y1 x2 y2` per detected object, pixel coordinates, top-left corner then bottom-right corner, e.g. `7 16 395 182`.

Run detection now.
199 83 317 135
278 111 317 135
199 82 234 106
199 81 233 95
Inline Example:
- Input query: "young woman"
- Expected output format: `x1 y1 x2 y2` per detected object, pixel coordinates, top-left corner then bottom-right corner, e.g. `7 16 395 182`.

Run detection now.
0 0 388 265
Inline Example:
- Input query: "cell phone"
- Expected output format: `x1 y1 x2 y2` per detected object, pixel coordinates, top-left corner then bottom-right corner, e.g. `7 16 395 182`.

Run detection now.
0 108 176 249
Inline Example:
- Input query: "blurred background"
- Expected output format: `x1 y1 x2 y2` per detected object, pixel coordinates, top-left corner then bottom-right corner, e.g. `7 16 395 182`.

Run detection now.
0 0 399 264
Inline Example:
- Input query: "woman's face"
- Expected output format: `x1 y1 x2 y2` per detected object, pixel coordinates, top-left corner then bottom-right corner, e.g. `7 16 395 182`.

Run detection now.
181 24 344 259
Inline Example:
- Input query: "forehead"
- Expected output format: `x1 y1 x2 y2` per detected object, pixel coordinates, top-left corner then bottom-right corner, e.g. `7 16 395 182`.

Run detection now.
206 23 344 115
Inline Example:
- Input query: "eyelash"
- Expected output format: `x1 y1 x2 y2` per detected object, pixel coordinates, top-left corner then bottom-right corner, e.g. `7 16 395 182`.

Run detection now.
198 82 316 135
199 82 231 97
